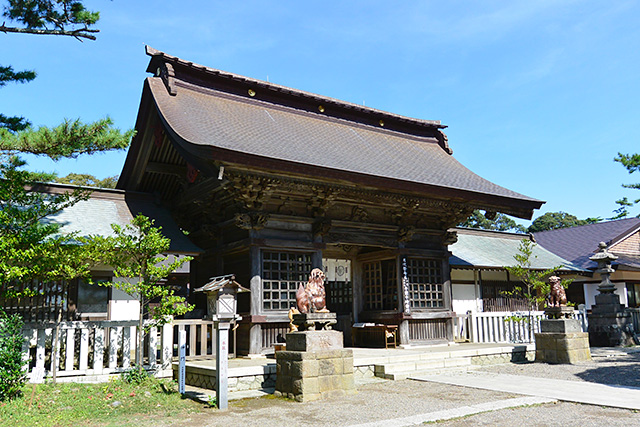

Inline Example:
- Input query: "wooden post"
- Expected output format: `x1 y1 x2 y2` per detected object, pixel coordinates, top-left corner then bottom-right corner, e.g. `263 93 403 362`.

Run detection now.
469 311 477 343
249 245 262 355
178 329 186 395
216 321 230 410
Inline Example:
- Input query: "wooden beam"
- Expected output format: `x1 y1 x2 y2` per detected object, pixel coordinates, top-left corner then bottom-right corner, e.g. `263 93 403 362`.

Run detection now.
145 161 187 177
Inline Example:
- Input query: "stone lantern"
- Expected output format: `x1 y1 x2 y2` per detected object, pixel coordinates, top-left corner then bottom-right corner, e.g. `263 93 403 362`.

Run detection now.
588 242 634 347
195 274 249 321
194 274 249 410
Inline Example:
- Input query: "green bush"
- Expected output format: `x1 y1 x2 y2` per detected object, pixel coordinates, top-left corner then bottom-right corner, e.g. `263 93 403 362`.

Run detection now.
121 365 149 385
0 311 27 401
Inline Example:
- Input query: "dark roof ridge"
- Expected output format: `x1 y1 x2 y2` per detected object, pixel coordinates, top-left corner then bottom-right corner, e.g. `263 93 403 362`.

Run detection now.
608 220 640 248
453 226 531 240
534 217 640 236
173 78 444 148
29 181 157 202
145 46 448 135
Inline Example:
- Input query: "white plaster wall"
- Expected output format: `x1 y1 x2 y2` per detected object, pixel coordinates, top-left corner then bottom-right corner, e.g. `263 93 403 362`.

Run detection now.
452 283 481 314
107 278 140 321
583 282 628 310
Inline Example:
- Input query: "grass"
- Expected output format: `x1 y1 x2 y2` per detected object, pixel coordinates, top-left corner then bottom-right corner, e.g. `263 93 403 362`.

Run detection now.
0 376 208 427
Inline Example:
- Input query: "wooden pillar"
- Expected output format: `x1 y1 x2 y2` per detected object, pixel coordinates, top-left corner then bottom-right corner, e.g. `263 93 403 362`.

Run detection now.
442 256 454 342
248 245 263 355
352 260 363 323
398 320 410 345
311 250 323 269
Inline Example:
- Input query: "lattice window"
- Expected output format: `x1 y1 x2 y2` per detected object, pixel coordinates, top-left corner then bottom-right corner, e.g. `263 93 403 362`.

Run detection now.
407 258 444 309
363 261 383 310
262 251 312 311
363 260 397 311
324 259 353 315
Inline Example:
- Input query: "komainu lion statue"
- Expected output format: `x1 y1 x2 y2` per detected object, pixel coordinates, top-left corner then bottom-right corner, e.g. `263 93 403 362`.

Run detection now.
548 275 567 307
296 268 328 313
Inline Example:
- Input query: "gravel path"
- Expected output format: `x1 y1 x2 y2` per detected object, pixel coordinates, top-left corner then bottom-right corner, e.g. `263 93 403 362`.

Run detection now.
477 350 640 388
141 349 640 427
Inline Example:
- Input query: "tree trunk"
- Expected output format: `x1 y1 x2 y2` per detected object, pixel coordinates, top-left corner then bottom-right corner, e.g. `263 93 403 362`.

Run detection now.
137 295 144 374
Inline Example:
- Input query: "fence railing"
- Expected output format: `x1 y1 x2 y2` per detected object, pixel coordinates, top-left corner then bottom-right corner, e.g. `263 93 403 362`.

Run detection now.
21 320 155 383
453 309 587 344
20 318 226 383
171 319 217 360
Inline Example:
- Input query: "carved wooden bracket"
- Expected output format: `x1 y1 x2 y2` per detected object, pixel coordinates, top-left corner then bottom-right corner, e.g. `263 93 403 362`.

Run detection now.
398 226 416 243
226 174 277 211
234 212 270 230
348 206 369 222
441 230 458 246
438 205 474 229
309 186 338 217
388 198 420 225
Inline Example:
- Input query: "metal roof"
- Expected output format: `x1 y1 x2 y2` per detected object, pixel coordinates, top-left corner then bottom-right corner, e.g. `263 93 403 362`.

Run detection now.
533 218 640 269
449 228 586 272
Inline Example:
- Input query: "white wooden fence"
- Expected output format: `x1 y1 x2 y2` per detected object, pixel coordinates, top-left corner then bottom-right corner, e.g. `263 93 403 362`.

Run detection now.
453 309 588 344
22 319 216 383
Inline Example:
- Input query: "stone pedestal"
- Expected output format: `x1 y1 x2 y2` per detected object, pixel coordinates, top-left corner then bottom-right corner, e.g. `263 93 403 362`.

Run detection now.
275 330 355 402
535 318 591 364
588 293 634 347
292 312 337 331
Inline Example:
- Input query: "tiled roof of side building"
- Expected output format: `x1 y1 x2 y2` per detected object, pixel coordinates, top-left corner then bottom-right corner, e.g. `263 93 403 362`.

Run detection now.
449 228 585 271
533 218 640 269
129 47 544 219
41 184 202 255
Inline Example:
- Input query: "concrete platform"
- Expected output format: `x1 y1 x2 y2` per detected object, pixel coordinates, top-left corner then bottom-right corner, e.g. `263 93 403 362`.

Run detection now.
174 342 535 393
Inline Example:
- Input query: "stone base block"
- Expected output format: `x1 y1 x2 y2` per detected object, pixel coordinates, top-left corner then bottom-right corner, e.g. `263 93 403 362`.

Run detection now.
535 332 591 364
286 330 343 352
540 318 582 333
275 347 355 402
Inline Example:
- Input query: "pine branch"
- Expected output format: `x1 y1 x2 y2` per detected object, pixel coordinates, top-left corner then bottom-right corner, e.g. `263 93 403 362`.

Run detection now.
0 23 99 40
0 118 134 160
0 65 36 87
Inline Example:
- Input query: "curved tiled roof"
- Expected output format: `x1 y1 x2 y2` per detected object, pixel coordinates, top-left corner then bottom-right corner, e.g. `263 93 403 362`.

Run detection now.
146 76 541 208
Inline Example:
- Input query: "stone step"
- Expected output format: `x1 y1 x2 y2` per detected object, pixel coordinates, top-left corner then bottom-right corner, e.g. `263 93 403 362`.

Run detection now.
374 357 472 376
383 364 481 381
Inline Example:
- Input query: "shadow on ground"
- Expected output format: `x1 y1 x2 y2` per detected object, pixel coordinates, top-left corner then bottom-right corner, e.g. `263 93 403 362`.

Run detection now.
575 353 640 388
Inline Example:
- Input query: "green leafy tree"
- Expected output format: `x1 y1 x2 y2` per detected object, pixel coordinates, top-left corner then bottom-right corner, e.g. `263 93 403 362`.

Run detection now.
0 1 133 298
613 152 640 218
90 215 194 373
55 172 118 188
0 310 26 401
504 239 571 340
0 157 98 298
460 210 527 233
527 212 600 233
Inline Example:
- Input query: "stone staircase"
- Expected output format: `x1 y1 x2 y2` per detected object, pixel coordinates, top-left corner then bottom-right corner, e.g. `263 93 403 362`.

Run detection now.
353 343 534 382
373 355 478 380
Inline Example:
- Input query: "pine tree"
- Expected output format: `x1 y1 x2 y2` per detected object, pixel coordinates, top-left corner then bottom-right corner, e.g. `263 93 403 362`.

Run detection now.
0 1 133 297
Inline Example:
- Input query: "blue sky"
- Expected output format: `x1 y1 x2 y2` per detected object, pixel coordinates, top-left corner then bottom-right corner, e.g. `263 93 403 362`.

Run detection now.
2 1 640 225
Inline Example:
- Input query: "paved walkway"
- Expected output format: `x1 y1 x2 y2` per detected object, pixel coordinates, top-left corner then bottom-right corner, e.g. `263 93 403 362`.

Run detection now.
412 371 640 410
346 396 556 427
